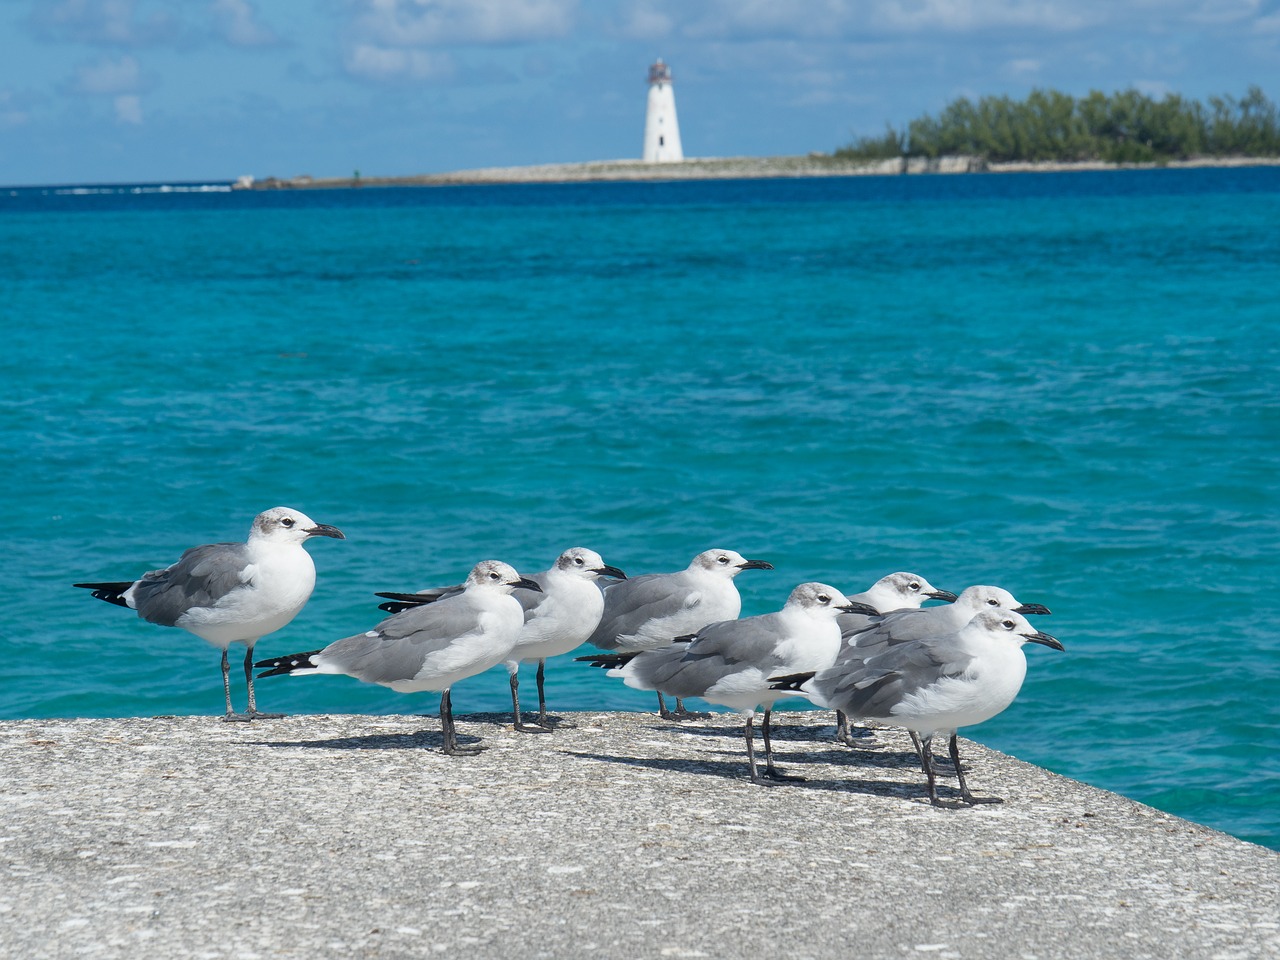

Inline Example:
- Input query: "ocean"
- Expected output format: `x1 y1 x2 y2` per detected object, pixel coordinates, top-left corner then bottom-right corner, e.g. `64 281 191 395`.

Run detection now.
2 168 1276 849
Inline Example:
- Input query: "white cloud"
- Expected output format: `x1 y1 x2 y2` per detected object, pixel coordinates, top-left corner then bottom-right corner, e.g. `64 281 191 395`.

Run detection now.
350 0 579 47
114 93 144 123
344 43 455 80
1007 58 1043 77
32 0 182 46
73 55 142 95
211 0 279 46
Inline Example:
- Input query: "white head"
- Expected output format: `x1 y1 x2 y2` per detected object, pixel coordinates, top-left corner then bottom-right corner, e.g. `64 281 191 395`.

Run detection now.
249 507 345 545
966 609 1063 650
688 549 774 579
553 547 628 582
785 582 866 619
464 560 542 594
954 585 1052 617
859 572 956 613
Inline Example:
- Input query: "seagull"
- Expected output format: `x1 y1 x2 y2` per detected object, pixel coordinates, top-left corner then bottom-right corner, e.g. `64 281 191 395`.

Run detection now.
838 584 1052 757
771 609 1063 806
73 506 345 722
579 583 876 784
831 572 958 744
255 560 540 755
583 549 774 720
374 548 627 732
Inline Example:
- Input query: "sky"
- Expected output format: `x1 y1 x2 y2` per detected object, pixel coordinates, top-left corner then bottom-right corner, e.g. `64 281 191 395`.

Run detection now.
0 0 1277 186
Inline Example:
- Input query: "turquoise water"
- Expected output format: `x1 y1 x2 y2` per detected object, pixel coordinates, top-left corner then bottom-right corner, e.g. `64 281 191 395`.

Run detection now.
3 170 1277 849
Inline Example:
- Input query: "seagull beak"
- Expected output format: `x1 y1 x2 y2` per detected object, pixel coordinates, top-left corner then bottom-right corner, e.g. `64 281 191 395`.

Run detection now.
738 559 774 571
1014 602 1052 616
1023 630 1064 651
595 565 628 580
305 524 346 540
839 601 879 615
513 577 543 592
926 589 958 602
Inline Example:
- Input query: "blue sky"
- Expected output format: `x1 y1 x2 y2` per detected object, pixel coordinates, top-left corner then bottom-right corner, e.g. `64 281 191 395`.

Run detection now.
1 0 1277 185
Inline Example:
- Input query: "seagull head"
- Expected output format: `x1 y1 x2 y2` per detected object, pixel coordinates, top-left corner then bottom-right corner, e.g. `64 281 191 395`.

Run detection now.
466 560 542 594
555 547 627 581
861 572 955 612
786 582 878 617
955 585 1051 617
251 507 345 544
691 549 774 579
971 609 1064 651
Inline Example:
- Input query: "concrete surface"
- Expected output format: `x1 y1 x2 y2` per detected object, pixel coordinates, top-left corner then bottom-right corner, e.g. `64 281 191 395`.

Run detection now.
1 711 1276 959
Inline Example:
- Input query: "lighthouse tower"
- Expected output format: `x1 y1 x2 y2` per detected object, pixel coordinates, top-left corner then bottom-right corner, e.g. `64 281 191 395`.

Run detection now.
642 59 683 163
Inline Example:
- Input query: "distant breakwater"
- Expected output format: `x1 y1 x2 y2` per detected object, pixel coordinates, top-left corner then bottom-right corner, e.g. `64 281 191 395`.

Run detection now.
240 153 1280 190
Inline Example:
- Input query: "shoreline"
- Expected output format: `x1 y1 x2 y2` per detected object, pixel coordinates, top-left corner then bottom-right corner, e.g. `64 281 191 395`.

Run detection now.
2 711 1275 958
243 153 1280 190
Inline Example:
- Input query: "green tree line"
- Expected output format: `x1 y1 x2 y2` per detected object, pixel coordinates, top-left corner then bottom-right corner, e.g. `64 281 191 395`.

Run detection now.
838 86 1280 163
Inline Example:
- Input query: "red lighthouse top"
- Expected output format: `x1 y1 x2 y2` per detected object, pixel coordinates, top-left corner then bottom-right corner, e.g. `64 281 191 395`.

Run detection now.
648 60 672 85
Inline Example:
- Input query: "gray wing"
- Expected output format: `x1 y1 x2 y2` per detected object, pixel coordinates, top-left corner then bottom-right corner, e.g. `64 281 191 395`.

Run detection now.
131 542 250 626
318 596 485 686
838 608 947 661
634 614 784 698
817 638 975 719
587 572 696 649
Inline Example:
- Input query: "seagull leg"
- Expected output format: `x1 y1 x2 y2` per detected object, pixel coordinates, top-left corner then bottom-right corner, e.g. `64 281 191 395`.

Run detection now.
914 729 954 772
761 708 805 782
218 649 236 721
744 715 779 787
657 691 674 720
440 689 484 756
239 644 284 721
510 666 549 734
836 709 874 746
672 697 710 721
950 734 1001 805
921 735 944 806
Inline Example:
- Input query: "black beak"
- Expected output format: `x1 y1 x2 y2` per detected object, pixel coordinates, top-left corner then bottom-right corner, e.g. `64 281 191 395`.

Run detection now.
1023 630 1064 651
595 565 628 580
305 524 346 540
513 577 543 593
1014 602 1052 616
926 589 958 603
839 601 879 616
738 559 774 571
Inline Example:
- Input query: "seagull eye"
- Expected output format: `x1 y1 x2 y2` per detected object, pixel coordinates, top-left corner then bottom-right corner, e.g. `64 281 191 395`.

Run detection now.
717 556 730 564
817 594 830 604
573 557 584 565
1002 619 1015 629
489 572 500 581
280 517 295 528
987 598 999 606
908 582 920 591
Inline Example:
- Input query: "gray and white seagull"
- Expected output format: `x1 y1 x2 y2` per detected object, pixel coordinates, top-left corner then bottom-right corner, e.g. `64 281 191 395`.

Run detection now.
581 582 876 784
771 609 1063 806
582 548 774 720
73 506 345 721
374 547 627 732
255 560 541 755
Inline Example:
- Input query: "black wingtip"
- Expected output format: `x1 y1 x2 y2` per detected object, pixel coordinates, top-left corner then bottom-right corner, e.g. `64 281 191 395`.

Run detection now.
73 581 132 608
254 650 323 678
574 651 641 669
768 671 816 692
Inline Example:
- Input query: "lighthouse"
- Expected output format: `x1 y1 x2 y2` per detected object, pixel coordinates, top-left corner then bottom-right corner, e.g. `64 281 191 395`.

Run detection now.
642 59 684 163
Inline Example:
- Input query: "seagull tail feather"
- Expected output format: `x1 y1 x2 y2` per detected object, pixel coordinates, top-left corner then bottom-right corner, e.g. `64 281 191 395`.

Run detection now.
254 650 324 679
768 671 816 693
574 651 641 670
72 581 133 608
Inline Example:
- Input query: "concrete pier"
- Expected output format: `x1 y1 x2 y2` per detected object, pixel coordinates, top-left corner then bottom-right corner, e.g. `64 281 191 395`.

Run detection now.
1 712 1275 958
